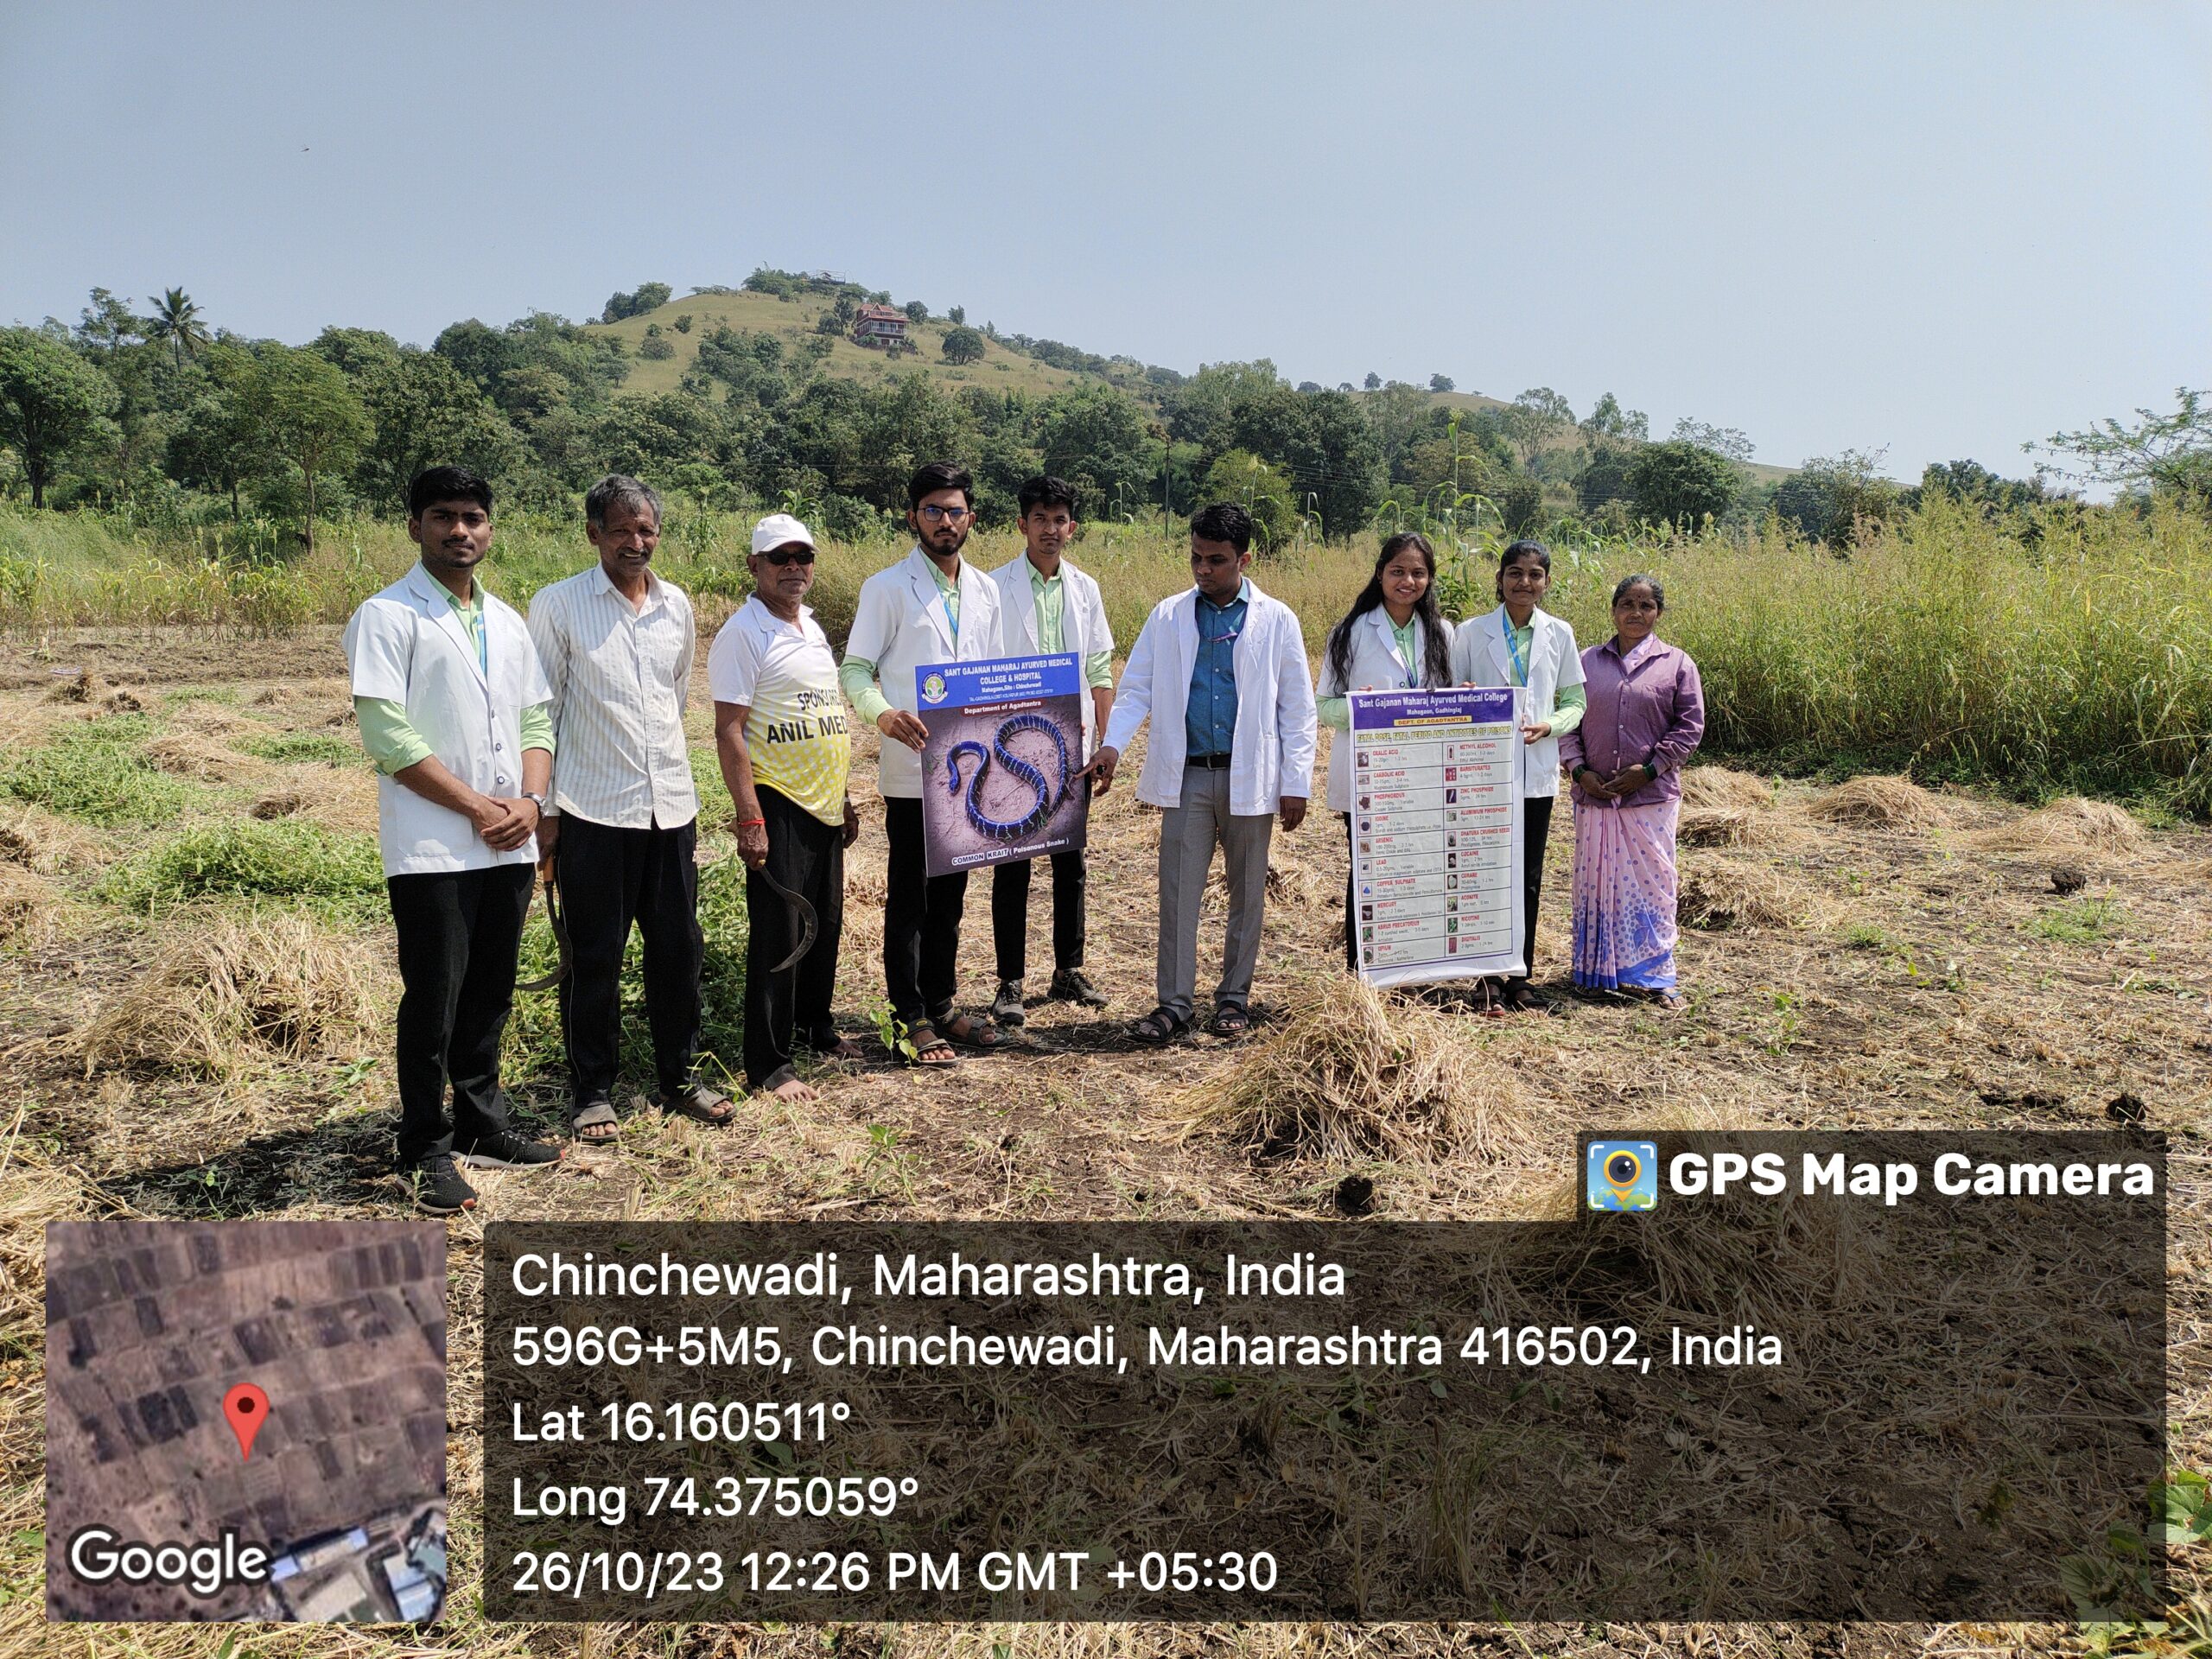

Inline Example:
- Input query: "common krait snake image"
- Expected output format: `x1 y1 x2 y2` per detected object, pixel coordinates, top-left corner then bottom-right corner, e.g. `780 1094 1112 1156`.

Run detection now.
943 712 1074 842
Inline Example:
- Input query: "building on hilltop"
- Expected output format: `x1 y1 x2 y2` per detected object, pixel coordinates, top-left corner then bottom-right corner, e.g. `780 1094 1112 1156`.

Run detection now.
851 303 911 352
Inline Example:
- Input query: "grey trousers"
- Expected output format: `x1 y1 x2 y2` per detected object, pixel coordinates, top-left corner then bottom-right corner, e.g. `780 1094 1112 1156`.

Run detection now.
1155 765 1275 1021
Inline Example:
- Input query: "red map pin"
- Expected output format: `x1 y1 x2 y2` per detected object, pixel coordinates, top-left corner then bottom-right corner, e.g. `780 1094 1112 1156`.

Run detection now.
222 1383 269 1461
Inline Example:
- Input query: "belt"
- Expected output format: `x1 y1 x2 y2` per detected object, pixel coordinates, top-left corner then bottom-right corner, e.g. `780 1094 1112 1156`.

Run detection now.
1185 753 1232 770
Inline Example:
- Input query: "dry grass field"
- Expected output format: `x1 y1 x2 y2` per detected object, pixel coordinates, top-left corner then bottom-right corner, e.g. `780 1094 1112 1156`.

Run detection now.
2 618 2208 1659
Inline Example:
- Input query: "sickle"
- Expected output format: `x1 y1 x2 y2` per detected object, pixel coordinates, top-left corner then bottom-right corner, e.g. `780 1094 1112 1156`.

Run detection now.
753 861 818 975
517 872 570 992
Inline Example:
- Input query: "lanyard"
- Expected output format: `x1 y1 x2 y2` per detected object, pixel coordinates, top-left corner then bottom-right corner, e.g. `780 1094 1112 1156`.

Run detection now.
1502 613 1528 686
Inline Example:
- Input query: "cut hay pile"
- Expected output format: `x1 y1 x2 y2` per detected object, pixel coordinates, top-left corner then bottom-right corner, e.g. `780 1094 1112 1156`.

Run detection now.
0 864 64 944
1173 976 1532 1162
1971 796 2147 861
0 804 99 874
1679 765 1775 811
43 668 104 703
1678 805 1806 850
1805 773 1948 829
142 732 258 782
1678 854 1830 931
63 912 383 1077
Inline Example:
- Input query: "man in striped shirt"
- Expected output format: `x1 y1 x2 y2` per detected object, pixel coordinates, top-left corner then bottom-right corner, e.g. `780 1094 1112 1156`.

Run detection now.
527 475 731 1143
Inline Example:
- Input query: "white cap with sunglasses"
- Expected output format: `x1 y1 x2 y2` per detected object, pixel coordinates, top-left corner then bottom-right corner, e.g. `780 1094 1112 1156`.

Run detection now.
750 512 817 556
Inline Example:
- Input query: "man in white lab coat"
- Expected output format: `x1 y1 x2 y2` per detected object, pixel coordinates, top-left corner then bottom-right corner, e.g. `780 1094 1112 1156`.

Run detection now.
839 461 1006 1065
343 466 564 1214
1086 504 1316 1042
984 475 1116 1027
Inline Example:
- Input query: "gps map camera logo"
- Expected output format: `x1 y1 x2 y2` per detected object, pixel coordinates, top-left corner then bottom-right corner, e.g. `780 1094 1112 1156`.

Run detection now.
1587 1141 1658 1211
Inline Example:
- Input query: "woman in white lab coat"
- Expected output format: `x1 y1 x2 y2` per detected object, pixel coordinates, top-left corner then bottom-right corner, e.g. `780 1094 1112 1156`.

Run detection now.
1316 532 1456 973
1449 537 1585 1012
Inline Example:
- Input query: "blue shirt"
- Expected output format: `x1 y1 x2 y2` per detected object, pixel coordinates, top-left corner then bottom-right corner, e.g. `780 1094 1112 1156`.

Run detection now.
1184 580 1250 760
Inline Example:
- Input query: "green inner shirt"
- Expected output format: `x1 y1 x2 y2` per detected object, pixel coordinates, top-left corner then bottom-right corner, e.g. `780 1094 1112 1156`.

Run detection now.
1029 563 1115 689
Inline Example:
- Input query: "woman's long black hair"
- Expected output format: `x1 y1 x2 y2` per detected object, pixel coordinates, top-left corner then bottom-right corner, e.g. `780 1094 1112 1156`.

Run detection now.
1325 531 1453 691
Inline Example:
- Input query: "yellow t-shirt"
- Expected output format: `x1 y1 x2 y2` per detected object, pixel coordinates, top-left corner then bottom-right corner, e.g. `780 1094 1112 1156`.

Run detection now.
705 597 851 826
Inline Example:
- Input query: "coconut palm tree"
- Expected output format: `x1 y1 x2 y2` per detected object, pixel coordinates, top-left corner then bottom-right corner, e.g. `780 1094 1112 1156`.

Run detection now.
146 288 211 368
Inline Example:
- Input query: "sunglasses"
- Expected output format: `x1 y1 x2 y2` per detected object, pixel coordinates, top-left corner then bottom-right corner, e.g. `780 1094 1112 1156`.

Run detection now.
760 547 815 566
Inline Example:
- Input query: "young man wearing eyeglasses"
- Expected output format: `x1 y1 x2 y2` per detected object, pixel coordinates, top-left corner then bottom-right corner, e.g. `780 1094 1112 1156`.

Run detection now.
839 461 1007 1065
709 513 861 1101
1084 503 1317 1044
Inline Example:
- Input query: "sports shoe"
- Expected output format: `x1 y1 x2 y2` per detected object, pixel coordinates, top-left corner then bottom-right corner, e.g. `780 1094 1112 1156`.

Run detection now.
405 1154 478 1215
454 1130 563 1170
990 979 1026 1027
1049 967 1109 1009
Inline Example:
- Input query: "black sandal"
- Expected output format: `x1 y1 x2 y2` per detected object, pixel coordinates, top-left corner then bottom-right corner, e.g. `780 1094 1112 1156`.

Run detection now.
1127 1007 1190 1046
1208 1004 1253 1037
939 1012 1007 1052
902 1020 958 1066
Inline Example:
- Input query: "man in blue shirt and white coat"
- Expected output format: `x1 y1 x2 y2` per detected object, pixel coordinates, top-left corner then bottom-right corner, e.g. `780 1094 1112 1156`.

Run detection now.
1085 504 1316 1042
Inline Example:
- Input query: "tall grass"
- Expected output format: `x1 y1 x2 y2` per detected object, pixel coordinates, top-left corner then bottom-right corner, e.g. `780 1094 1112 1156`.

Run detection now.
4 498 2209 811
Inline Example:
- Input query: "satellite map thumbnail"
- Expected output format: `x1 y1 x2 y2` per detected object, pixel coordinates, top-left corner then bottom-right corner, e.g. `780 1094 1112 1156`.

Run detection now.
45 1220 448 1622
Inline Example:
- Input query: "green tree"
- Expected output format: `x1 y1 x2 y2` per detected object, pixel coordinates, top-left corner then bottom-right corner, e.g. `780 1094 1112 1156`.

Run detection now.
1773 449 1900 545
673 314 693 334
168 369 263 521
349 350 520 512
238 345 370 550
1629 440 1740 529
941 326 986 365
1581 392 1648 442
903 300 928 325
1034 385 1160 519
145 288 212 368
2039 388 2212 505
1200 449 1300 549
74 289 149 357
1502 387 1574 467
947 306 965 326
1577 442 1637 513
601 282 673 322
1429 373 1454 393
0 327 119 507
1669 416 1754 462
1363 372 1382 391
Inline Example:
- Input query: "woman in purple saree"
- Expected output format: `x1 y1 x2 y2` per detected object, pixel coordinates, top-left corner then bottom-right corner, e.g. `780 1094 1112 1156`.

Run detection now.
1558 575 1706 1009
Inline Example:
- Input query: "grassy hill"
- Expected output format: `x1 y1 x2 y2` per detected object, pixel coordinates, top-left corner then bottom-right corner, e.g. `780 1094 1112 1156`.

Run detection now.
593 278 1798 481
587 289 1103 401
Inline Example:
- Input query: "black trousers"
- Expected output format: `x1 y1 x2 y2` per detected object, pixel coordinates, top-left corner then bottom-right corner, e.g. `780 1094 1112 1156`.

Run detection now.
554 813 703 1101
1512 794 1555 985
745 788 844 1090
882 796 969 1028
387 864 531 1167
991 849 1086 982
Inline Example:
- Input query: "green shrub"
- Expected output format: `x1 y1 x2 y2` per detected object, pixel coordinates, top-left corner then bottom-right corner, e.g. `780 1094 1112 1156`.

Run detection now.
2026 898 2129 944
100 819 386 916
243 731 362 766
3 717 200 825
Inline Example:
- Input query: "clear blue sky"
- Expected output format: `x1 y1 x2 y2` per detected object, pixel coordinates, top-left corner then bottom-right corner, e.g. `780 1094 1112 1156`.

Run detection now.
4 2 2205 479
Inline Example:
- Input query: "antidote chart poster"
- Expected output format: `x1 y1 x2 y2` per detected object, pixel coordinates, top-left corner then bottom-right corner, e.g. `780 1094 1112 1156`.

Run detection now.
1349 685 1524 988
915 653 1090 878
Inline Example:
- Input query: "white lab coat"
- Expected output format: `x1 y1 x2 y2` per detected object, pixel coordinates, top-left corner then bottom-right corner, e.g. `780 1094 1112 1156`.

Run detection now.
1100 580 1317 817
1315 607 1456 813
988 553 1115 757
843 546 1005 799
342 565 552 876
1450 604 1583 798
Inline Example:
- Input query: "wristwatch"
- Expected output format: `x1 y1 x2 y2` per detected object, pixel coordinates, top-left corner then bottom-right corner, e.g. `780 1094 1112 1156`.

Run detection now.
523 791 550 818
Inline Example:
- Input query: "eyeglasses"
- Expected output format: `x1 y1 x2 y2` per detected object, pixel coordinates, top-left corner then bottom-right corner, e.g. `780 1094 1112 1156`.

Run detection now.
918 505 973 524
760 547 815 566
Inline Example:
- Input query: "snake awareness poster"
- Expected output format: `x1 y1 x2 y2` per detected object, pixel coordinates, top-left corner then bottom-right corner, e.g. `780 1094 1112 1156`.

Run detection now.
1349 685 1525 988
915 653 1090 877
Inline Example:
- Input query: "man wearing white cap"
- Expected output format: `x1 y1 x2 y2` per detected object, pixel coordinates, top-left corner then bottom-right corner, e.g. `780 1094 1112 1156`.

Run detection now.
709 513 861 1100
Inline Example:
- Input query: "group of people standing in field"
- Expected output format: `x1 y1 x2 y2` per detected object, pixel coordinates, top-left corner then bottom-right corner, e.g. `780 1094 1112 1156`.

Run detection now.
342 461 1703 1215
